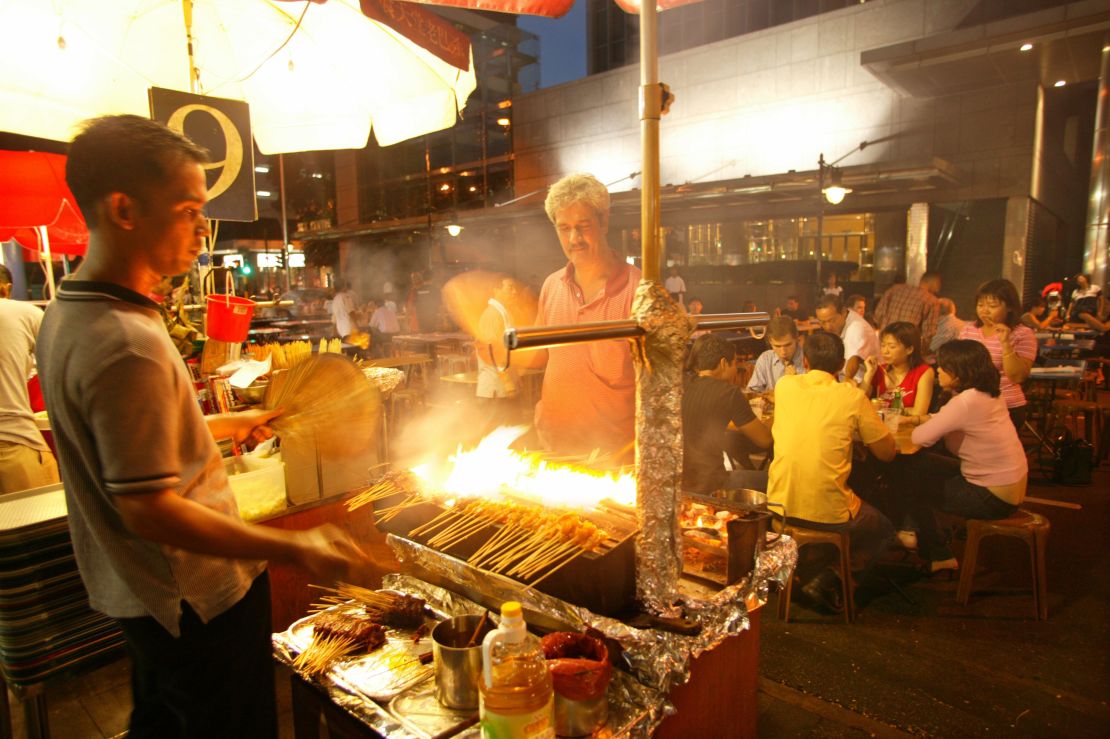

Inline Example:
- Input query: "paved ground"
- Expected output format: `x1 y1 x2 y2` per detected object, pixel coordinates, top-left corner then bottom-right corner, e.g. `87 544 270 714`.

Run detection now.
7 407 1108 737
758 462 1110 737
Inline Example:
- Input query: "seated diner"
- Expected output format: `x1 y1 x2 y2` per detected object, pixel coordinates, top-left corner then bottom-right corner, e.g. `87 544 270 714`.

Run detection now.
859 321 934 417
898 340 1028 574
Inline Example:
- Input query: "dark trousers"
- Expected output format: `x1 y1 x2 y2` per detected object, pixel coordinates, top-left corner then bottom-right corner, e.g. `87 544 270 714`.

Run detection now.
785 500 894 587
901 457 1017 562
117 572 276 739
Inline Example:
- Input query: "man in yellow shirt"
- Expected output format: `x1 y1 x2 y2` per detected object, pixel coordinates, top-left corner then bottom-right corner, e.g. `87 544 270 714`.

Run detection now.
768 331 896 613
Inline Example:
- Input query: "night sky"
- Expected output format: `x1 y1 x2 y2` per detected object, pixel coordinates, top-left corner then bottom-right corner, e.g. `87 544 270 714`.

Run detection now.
518 2 587 89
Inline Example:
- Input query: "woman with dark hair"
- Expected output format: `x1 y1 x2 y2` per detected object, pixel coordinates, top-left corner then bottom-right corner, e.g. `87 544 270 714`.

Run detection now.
958 278 1037 427
860 321 934 416
899 340 1027 574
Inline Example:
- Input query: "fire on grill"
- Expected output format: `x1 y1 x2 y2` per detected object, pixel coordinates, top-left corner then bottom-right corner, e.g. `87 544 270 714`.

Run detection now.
346 427 641 616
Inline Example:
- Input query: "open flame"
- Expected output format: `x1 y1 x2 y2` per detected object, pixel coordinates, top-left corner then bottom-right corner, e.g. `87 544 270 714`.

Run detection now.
408 426 635 509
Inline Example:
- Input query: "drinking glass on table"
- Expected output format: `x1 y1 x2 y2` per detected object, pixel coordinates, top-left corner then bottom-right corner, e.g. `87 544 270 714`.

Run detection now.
878 407 901 434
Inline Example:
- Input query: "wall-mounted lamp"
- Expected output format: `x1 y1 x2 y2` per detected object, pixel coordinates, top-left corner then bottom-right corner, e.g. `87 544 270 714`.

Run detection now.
822 167 852 205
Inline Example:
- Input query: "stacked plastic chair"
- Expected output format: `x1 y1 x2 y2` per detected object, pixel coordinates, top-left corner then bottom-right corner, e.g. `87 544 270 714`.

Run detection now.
0 484 124 739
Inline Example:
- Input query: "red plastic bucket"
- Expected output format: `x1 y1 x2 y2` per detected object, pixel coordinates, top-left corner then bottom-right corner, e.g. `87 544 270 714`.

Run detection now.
205 293 256 342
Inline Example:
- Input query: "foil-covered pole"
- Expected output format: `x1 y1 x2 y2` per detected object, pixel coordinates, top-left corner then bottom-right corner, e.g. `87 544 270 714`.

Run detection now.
631 280 691 615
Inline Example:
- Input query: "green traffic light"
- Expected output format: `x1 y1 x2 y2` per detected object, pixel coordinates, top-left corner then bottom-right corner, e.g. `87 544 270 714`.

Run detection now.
241 264 252 275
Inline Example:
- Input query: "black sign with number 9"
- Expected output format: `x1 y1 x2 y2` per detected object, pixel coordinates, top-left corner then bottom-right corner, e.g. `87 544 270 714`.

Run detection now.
148 88 258 223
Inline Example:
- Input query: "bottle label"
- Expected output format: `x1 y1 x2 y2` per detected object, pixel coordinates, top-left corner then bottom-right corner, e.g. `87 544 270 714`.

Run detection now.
480 696 555 739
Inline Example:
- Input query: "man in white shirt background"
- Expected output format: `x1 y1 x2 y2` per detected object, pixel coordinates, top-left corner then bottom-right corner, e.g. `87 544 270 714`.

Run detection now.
664 265 686 307
815 294 879 384
331 280 357 340
0 264 59 493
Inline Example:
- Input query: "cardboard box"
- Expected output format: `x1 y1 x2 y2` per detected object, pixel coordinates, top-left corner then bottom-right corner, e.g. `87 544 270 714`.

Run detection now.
281 433 321 505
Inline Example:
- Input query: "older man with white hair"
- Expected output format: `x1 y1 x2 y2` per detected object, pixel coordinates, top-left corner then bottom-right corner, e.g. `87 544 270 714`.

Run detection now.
533 173 641 458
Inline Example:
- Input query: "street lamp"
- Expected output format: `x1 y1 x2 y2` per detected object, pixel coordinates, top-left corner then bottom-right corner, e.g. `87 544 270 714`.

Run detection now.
822 167 852 205
815 142 873 287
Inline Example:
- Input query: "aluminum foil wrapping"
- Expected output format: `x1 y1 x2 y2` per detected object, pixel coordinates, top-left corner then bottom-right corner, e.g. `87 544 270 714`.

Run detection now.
273 627 420 739
362 366 406 395
387 531 797 735
630 281 692 616
381 574 666 738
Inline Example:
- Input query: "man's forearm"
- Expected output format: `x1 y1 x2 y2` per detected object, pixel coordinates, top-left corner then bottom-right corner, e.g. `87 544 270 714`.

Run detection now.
117 491 304 565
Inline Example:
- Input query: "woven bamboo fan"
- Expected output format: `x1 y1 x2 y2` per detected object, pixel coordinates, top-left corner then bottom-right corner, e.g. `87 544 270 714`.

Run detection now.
264 354 381 458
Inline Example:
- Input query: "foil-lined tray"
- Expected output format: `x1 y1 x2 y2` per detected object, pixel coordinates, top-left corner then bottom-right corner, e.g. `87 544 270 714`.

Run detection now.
278 600 439 703
273 535 797 738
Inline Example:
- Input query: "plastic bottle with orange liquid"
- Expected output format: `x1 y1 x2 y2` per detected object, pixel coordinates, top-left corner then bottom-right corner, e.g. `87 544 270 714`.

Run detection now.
479 601 554 739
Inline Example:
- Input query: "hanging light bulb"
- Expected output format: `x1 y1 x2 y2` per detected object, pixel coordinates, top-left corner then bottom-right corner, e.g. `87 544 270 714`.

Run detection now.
822 167 852 205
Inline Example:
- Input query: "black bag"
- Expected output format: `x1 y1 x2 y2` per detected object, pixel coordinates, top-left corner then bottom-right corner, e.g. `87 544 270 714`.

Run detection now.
1052 429 1093 485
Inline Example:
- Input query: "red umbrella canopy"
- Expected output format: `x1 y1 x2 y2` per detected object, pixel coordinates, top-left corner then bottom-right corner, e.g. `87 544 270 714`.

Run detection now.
0 150 88 256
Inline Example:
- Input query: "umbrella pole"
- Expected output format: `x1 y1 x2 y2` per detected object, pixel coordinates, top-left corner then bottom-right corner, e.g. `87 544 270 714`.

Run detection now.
639 0 661 281
38 226 55 300
279 154 291 292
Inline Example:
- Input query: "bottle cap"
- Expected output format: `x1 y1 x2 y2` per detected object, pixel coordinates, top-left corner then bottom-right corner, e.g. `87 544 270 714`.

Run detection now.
501 601 522 619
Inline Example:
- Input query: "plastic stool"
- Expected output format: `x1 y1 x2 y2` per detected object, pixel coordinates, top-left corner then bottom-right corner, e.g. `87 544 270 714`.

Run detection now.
957 509 1050 620
778 525 855 624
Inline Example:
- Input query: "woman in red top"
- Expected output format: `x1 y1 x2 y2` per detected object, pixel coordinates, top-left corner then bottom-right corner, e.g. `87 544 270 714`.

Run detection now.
861 321 935 416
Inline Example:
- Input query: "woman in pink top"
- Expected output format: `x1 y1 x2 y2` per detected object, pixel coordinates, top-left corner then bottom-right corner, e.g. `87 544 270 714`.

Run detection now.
860 321 934 416
900 340 1028 573
958 278 1036 428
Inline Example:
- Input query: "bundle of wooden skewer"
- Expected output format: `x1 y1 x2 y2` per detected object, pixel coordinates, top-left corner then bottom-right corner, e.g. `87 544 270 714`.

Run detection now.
292 611 387 677
345 469 423 513
308 583 425 627
409 499 618 583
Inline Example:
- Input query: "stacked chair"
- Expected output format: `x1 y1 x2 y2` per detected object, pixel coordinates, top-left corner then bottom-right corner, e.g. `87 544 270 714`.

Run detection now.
0 485 124 739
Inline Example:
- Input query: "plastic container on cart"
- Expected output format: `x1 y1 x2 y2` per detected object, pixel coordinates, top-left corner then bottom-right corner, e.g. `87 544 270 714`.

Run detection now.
224 453 286 521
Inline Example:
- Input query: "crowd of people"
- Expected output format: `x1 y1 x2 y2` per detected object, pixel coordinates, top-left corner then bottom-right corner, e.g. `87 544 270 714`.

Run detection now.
3 112 1105 736
673 267 1110 613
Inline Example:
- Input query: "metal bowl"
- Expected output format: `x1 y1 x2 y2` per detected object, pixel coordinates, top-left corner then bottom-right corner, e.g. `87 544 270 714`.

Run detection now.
233 381 269 405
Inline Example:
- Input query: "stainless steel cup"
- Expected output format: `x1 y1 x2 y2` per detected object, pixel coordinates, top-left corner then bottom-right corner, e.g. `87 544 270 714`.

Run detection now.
432 614 494 710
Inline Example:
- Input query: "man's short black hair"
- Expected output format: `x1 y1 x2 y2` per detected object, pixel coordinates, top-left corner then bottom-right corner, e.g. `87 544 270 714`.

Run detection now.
686 333 737 373
66 115 209 228
937 339 1000 397
0 264 11 286
803 331 844 374
816 294 843 313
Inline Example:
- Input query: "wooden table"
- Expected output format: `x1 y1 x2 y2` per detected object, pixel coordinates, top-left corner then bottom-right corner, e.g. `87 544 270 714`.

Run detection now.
893 423 920 455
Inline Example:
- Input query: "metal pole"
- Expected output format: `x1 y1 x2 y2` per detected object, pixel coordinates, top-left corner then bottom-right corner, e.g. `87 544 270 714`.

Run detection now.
279 154 291 292
505 312 770 351
639 0 660 280
38 226 55 300
816 154 825 292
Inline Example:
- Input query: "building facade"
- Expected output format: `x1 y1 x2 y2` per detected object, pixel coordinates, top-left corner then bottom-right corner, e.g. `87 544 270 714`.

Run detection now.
508 0 1106 315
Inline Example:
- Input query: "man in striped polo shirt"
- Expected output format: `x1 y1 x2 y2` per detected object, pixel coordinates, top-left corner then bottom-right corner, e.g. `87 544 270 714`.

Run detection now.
37 116 371 739
534 174 641 459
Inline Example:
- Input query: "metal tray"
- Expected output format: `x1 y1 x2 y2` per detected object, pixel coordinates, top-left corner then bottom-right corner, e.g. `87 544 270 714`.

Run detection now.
283 600 441 703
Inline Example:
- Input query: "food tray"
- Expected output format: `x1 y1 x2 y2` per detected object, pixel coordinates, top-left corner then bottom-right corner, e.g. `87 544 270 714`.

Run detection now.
387 678 481 739
282 600 442 703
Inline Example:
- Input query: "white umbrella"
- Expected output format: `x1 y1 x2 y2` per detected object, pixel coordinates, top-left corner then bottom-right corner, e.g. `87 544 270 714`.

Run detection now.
0 0 477 153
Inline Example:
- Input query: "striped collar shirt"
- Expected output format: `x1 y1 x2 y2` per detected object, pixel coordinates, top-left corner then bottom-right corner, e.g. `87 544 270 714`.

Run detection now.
36 279 263 636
